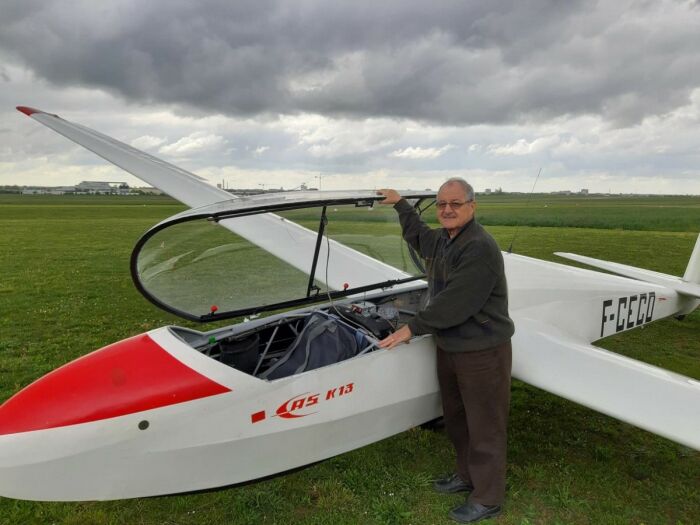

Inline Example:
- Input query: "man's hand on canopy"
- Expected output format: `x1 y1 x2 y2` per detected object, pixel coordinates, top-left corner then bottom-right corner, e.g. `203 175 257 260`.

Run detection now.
377 189 402 205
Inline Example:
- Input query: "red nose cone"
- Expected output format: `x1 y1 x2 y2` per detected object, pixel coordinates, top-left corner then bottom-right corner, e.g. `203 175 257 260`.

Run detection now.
0 334 230 436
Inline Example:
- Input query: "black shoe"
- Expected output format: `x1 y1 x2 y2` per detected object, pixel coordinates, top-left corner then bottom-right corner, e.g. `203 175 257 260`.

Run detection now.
448 502 501 523
433 473 473 494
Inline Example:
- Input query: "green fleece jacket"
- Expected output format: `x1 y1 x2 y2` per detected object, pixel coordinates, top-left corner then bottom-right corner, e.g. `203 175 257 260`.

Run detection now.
395 199 514 352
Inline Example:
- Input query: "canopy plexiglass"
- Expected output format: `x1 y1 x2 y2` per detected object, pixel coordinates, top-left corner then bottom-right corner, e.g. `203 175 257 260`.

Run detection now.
131 191 435 321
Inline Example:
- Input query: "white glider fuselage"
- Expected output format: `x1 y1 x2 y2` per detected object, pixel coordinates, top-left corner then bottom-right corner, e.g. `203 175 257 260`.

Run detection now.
0 248 696 501
1 107 697 501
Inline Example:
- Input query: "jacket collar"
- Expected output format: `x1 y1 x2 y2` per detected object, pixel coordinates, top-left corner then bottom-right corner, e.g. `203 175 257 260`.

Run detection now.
442 217 476 244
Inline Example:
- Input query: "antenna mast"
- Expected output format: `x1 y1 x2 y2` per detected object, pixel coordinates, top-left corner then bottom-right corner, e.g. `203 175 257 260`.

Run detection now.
507 167 542 254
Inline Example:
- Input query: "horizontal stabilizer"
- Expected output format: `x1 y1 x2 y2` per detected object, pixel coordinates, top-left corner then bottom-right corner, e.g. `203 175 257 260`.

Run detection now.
513 317 700 450
554 252 700 299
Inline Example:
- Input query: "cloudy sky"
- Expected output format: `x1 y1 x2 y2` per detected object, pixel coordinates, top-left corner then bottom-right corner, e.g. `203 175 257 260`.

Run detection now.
1 0 700 194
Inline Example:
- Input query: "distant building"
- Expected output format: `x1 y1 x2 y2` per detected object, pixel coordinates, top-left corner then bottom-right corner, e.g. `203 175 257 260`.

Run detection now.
580 189 589 195
75 181 131 195
135 186 164 195
21 187 45 195
20 186 73 195
484 188 492 194
50 186 76 195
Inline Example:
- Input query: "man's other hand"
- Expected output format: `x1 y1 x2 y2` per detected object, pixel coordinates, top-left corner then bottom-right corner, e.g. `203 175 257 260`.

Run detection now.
377 189 401 205
378 324 412 349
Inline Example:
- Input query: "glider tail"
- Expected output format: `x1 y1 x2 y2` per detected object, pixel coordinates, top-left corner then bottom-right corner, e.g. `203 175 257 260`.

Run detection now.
683 233 700 285
555 232 700 316
679 234 700 316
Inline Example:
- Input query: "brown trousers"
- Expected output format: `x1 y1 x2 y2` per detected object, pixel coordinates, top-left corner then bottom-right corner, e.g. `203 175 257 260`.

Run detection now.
436 341 512 506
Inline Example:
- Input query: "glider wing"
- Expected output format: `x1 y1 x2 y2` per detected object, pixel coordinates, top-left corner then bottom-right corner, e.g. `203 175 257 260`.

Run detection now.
16 106 412 288
513 316 700 450
17 106 230 208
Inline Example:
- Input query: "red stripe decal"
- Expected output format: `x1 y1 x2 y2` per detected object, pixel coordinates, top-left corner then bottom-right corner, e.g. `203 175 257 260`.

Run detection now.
0 334 231 435
251 410 266 423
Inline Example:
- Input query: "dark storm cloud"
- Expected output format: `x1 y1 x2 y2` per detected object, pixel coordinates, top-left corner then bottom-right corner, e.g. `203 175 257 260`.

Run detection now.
1 0 699 125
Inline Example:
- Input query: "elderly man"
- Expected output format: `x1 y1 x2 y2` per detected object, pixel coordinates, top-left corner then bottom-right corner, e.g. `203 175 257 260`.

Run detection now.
377 178 514 524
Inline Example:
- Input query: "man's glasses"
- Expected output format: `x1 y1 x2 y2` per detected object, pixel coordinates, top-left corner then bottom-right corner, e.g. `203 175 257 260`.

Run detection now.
436 200 473 210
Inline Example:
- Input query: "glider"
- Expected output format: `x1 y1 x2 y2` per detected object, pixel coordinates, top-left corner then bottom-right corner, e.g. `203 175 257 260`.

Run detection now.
0 106 698 501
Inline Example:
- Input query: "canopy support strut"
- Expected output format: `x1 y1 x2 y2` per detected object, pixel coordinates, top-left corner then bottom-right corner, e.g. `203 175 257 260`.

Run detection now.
307 206 328 297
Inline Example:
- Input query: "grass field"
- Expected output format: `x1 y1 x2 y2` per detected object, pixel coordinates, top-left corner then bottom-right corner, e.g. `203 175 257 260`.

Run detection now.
0 194 698 525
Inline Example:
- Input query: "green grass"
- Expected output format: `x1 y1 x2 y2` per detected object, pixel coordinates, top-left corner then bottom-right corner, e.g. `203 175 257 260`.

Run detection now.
282 194 700 232
0 194 698 525
476 194 700 232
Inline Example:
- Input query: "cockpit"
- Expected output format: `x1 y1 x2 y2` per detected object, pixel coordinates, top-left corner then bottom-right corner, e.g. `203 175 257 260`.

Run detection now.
131 191 436 380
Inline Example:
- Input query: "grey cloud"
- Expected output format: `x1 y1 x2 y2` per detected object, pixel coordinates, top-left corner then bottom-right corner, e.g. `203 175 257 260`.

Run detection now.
1 0 699 126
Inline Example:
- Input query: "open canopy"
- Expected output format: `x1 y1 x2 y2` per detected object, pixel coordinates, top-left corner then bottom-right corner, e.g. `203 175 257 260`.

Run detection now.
131 190 436 321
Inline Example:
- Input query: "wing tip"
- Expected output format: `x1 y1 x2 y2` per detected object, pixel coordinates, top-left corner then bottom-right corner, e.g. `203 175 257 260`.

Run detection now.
16 106 41 116
16 106 58 117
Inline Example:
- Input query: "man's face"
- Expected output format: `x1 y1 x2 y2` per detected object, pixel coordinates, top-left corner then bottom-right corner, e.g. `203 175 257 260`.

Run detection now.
436 182 475 232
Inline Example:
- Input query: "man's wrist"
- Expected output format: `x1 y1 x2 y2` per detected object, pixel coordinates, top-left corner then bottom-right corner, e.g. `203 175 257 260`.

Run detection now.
393 198 412 211
407 317 423 336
